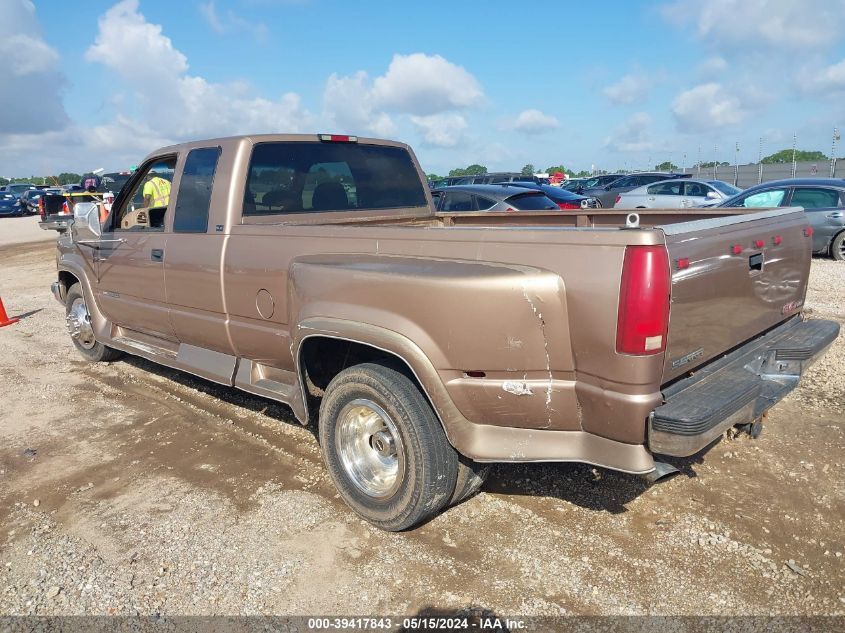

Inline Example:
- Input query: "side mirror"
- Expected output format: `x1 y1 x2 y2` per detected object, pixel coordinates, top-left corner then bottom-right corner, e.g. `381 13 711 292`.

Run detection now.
706 191 719 199
71 202 102 241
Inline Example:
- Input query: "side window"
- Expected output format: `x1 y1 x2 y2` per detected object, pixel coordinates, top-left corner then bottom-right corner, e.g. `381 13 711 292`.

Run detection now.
738 189 787 208
474 196 496 210
639 175 665 185
612 176 636 188
114 157 176 231
790 187 840 209
441 191 474 211
683 182 708 197
648 182 682 195
173 147 220 233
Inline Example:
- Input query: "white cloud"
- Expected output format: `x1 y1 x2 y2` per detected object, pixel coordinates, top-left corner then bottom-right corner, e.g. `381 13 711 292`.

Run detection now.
800 58 845 96
698 56 728 75
409 114 467 148
322 71 397 137
604 112 657 153
602 74 650 105
0 0 68 135
510 109 560 134
85 0 311 141
662 0 845 51
371 53 483 116
199 0 268 39
671 82 751 132
323 53 483 144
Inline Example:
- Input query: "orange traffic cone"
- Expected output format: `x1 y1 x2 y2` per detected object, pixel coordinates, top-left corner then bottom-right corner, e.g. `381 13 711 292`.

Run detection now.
0 297 20 327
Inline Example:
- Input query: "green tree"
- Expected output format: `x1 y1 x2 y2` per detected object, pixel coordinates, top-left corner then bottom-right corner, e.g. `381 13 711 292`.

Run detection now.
545 164 569 176
761 149 828 164
448 164 487 177
520 163 536 176
57 172 83 185
654 161 678 171
426 173 442 182
697 161 730 168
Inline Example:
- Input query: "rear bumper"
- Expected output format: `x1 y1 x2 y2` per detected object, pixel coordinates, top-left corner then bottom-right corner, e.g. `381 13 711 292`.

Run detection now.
39 214 71 232
649 316 840 457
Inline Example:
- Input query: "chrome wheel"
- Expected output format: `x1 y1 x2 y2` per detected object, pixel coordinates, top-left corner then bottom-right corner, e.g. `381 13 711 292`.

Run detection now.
335 399 405 498
66 297 96 350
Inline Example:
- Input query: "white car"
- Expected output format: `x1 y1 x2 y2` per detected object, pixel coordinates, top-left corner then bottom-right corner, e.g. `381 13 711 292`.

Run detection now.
615 179 741 209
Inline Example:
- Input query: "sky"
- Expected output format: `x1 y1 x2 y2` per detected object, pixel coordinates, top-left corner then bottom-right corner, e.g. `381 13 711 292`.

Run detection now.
2 0 845 178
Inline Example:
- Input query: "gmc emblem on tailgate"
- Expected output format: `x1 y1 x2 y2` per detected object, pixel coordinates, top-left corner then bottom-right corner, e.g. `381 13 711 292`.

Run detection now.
672 347 704 369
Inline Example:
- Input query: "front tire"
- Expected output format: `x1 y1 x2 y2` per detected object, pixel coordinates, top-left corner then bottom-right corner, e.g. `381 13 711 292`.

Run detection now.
319 363 458 531
65 283 123 362
831 231 845 261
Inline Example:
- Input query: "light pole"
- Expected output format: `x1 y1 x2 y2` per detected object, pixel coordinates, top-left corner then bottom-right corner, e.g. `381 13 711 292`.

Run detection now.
683 153 687 174
831 127 840 178
758 137 764 184
713 144 718 179
697 145 701 176
734 142 740 186
791 133 797 178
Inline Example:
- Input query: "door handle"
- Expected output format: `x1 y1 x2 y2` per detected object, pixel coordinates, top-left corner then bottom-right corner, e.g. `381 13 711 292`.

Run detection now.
150 248 164 262
827 212 843 219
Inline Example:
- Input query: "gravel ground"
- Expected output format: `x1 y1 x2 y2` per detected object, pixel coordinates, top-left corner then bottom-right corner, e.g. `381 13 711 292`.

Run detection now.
0 241 843 618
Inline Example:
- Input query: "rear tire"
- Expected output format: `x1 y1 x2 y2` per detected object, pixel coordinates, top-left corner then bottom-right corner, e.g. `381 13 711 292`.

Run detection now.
319 362 458 531
65 283 123 362
448 456 489 506
831 231 845 261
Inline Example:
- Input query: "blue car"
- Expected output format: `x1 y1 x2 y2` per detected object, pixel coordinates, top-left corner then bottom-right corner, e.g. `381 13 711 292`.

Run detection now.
0 192 24 217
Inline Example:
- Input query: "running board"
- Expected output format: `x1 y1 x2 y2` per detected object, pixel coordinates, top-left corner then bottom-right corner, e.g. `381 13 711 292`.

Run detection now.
234 360 297 401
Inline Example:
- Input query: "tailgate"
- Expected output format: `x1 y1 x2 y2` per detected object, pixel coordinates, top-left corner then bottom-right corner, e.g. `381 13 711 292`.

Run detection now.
661 208 811 383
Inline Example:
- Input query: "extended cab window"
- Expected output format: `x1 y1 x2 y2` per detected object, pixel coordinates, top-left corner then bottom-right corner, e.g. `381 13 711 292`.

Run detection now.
648 182 682 195
114 158 177 231
243 142 427 216
173 147 220 233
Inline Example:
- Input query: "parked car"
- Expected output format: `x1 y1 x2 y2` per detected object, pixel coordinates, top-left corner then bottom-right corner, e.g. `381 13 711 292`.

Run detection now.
563 174 625 194
3 183 38 202
583 172 692 208
18 188 48 215
0 191 24 217
504 181 598 209
430 177 463 189
616 179 742 209
49 133 837 531
431 184 559 212
715 178 845 260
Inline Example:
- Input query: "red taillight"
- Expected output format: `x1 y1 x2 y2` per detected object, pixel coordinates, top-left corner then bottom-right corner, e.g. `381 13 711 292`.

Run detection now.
732 244 743 255
319 134 358 143
616 245 670 356
804 227 814 237
676 257 690 270
505 207 516 213
754 239 765 248
773 235 782 246
61 201 69 215
557 202 580 210
615 195 622 205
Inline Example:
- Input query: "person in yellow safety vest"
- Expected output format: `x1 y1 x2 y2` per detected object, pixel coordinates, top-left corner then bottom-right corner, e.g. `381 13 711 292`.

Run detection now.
142 172 171 208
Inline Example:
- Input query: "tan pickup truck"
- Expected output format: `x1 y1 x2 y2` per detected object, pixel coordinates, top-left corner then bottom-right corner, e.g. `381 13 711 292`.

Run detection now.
52 133 839 530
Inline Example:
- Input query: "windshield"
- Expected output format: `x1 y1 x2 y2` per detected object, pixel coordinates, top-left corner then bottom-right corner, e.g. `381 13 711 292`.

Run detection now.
709 181 742 196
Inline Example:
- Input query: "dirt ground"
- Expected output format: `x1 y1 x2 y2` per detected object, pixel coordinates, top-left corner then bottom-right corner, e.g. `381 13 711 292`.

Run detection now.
0 238 843 618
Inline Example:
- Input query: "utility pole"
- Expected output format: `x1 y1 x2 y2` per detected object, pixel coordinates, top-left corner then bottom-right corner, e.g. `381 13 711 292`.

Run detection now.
831 127 840 178
758 137 764 184
683 152 687 174
734 142 740 186
713 144 718 179
697 145 701 176
791 134 797 178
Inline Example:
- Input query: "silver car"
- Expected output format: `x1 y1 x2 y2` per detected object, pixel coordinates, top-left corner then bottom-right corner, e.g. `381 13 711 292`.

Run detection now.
615 179 741 209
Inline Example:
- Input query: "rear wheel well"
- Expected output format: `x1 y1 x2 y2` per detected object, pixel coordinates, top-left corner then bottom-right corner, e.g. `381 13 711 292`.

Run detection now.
299 337 414 394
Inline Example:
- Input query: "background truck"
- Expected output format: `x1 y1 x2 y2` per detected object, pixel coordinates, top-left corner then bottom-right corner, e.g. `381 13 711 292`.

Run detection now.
51 133 838 531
